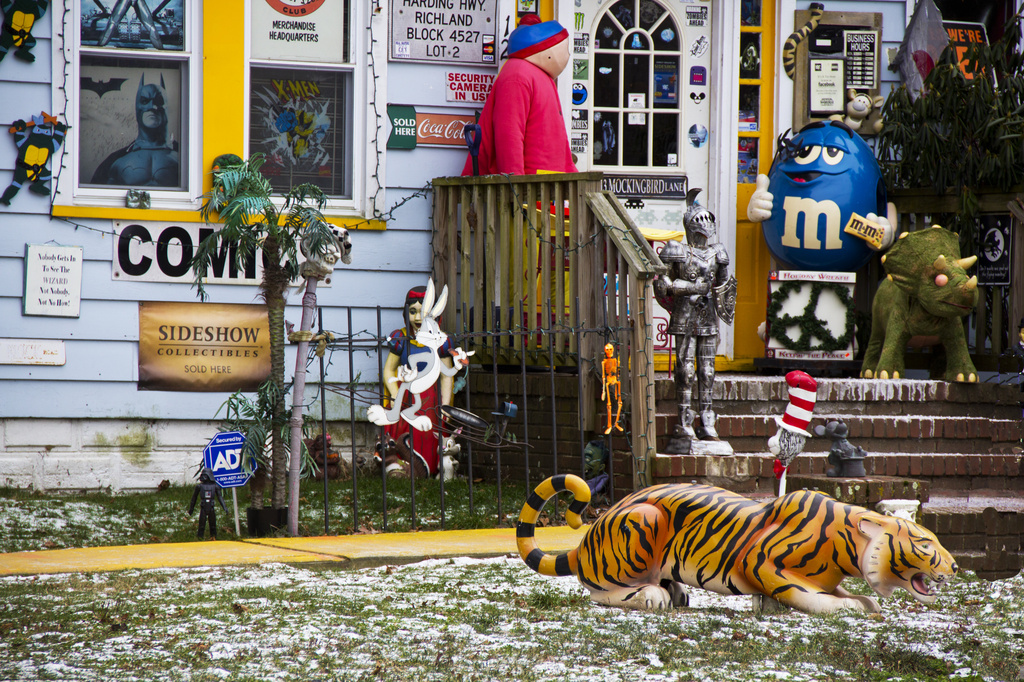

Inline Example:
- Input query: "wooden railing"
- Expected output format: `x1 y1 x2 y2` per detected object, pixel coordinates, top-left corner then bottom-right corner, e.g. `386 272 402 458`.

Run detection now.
889 188 1024 372
431 172 666 487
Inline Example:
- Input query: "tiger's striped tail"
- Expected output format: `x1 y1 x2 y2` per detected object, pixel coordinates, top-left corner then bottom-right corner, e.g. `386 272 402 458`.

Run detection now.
782 2 825 79
516 474 590 577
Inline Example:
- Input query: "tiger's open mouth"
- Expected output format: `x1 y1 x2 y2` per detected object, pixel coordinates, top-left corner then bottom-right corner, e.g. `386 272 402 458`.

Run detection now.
911 572 945 599
785 171 821 183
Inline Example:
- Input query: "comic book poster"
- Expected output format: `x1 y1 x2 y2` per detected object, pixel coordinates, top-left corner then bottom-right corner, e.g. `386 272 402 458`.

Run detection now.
249 66 351 198
81 0 186 51
79 57 184 190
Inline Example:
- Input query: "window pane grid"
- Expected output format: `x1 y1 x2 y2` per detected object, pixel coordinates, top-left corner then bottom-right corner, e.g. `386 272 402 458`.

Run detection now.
593 0 680 171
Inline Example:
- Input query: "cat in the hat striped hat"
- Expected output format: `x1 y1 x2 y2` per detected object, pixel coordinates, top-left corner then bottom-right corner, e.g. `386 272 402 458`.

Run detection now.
769 370 817 495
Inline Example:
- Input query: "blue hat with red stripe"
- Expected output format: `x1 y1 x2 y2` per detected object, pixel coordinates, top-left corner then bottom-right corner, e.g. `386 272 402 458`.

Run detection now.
508 14 568 59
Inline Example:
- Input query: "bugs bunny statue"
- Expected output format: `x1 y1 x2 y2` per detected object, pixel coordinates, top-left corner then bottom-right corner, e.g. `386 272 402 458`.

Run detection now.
367 279 473 432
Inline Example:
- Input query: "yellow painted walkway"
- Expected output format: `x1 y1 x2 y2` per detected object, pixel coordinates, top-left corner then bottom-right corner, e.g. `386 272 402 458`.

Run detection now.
0 525 590 577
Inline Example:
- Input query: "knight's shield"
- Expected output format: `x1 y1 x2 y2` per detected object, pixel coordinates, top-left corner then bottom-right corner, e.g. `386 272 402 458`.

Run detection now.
713 276 737 324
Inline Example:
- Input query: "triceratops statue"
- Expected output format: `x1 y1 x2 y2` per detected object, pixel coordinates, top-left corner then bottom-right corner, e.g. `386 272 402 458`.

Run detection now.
861 225 979 382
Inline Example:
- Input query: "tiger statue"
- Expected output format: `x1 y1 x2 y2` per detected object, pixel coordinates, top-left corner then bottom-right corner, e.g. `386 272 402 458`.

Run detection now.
517 475 957 615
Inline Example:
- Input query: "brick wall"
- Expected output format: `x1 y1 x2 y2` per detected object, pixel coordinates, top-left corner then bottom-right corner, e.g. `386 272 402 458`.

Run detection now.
921 508 1024 580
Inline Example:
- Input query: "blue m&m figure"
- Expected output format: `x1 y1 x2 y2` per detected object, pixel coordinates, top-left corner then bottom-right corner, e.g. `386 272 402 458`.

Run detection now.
747 120 893 272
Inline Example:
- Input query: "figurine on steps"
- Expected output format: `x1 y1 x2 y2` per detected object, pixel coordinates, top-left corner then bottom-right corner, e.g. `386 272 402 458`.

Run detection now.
814 419 867 478
655 189 736 453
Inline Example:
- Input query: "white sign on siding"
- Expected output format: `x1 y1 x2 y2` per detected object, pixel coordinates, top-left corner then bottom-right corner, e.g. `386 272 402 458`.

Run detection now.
23 244 84 318
0 338 66 365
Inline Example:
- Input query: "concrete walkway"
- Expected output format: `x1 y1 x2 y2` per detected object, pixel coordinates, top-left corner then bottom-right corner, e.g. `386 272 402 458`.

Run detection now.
0 525 590 577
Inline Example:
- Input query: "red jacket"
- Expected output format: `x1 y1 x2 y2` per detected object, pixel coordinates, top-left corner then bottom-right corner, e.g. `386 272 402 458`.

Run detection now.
462 58 577 176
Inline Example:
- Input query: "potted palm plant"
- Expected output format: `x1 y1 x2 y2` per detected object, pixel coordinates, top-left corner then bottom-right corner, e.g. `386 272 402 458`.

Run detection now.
191 153 343 534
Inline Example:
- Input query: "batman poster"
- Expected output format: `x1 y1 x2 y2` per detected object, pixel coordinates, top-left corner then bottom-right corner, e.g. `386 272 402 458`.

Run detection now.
79 56 184 190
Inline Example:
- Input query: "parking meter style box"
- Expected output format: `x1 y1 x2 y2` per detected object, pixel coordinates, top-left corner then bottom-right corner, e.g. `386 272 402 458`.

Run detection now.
764 271 856 362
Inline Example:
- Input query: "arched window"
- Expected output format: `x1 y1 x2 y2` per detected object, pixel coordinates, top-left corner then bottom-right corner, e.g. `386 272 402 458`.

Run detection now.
591 0 681 168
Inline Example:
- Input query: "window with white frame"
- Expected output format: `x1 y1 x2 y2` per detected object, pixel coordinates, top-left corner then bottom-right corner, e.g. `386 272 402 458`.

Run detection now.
247 0 355 201
591 0 681 169
69 0 196 197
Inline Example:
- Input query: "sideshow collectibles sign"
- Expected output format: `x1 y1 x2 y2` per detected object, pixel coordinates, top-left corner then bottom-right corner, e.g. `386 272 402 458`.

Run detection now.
390 0 499 65
138 302 271 392
251 0 347 63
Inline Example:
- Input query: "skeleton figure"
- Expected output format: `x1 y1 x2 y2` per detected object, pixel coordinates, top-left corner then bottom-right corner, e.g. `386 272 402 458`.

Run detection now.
654 189 736 450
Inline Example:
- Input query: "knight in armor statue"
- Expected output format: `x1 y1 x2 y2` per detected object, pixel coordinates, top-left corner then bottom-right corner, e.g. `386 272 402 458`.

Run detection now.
654 189 737 453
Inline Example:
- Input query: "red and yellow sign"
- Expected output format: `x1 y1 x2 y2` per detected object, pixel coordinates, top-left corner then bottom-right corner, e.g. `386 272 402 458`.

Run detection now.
138 302 271 392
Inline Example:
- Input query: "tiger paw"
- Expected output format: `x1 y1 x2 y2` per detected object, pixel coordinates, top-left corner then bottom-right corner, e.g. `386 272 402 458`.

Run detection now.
590 585 674 611
665 581 690 608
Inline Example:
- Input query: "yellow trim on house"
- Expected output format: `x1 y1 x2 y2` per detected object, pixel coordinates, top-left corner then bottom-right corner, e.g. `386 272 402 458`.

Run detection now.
51 204 387 230
203 1 246 197
733 0 775 365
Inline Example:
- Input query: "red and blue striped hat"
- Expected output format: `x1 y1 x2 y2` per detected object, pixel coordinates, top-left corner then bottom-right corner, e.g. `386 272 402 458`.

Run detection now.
508 14 568 59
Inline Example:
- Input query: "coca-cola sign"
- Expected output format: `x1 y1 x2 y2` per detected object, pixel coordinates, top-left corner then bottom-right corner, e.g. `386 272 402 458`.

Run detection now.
415 112 477 148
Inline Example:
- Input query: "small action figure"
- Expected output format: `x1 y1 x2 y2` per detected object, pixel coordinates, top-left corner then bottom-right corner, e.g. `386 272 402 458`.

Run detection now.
1 112 67 206
813 419 867 478
654 188 736 452
188 468 227 540
0 0 49 63
600 343 623 434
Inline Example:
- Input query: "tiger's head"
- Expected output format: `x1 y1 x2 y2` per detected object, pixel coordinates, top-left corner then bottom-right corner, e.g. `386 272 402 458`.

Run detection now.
858 513 957 603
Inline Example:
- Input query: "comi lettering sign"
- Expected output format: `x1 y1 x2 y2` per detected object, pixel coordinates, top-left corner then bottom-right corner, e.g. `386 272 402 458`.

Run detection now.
390 0 499 65
111 221 327 287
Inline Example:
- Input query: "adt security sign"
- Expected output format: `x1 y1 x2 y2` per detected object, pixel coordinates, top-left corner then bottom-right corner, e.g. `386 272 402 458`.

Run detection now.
203 431 252 488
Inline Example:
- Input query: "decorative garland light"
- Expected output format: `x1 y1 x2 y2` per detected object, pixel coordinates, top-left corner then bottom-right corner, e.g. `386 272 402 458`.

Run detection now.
765 281 856 352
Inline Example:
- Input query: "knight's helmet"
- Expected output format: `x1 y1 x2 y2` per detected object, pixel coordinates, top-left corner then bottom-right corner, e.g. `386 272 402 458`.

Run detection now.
683 188 716 246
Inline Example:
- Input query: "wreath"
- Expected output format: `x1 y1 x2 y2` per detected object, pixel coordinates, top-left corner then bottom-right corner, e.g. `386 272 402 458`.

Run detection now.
765 281 856 352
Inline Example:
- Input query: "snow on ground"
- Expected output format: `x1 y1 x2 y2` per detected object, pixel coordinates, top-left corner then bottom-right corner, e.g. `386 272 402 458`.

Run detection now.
2 556 1022 682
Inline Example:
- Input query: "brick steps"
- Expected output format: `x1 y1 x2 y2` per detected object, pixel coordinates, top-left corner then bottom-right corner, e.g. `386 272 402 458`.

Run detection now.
650 452 1023 494
650 374 1023 491
706 414 1023 455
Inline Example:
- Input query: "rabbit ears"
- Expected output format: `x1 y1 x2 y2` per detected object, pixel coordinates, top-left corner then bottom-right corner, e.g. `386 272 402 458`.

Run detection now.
422 279 448 319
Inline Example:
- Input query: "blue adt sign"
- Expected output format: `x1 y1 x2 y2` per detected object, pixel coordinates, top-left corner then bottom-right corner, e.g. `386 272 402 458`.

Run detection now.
203 431 252 488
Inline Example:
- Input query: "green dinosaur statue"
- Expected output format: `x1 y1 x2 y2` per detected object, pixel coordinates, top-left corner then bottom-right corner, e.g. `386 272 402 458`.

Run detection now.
861 225 979 382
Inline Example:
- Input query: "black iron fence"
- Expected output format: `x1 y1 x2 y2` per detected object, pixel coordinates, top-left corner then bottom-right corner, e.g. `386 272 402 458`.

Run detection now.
305 304 638 535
